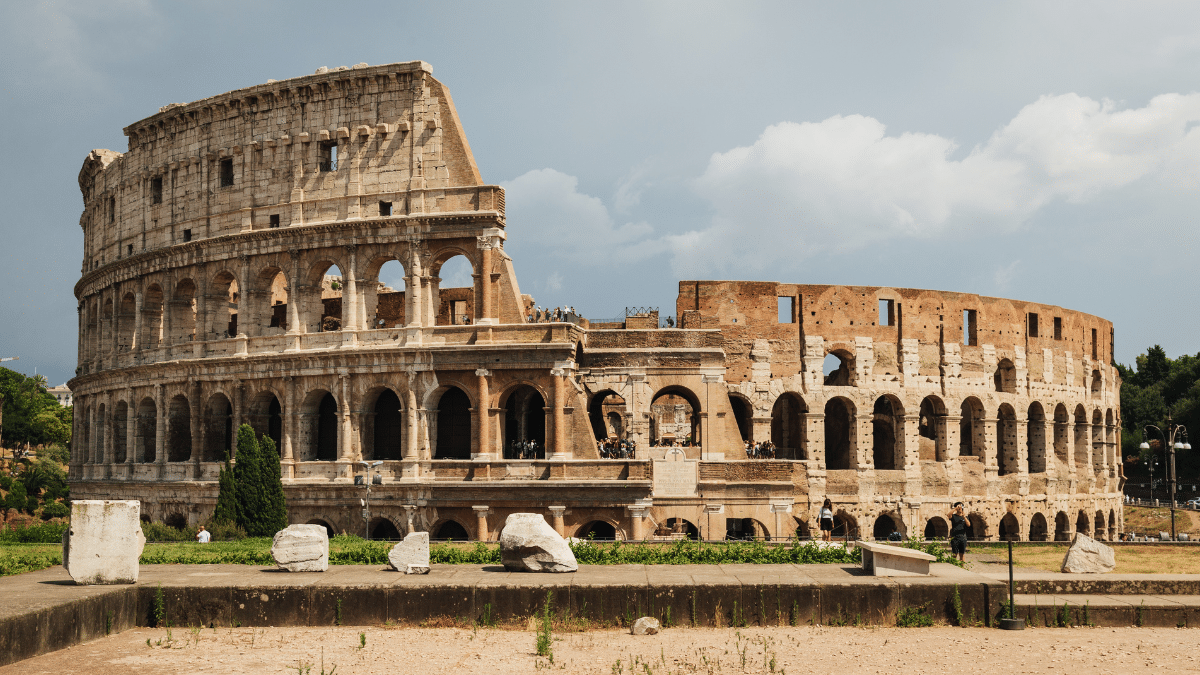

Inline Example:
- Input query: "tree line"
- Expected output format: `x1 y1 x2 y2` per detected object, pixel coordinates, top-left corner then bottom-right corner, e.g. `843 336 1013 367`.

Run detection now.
1118 345 1200 480
0 367 71 448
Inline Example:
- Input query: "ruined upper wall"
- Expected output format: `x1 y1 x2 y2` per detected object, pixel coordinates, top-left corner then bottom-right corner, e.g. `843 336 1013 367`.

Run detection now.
76 61 499 275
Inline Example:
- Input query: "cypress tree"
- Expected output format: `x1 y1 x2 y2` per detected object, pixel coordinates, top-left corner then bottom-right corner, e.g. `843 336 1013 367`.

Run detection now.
257 434 289 535
211 448 238 526
233 424 262 535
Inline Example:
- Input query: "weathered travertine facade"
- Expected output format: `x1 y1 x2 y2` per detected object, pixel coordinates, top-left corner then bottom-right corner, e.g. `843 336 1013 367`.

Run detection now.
68 62 1123 543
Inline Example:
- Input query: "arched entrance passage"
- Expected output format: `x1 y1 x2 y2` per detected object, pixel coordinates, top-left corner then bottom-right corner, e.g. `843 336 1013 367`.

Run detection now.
959 397 985 457
872 396 903 470
433 520 469 541
649 386 701 446
1054 512 1071 541
588 390 625 441
729 394 752 443
823 351 853 386
435 386 472 459
1076 510 1091 538
431 254 476 326
1029 513 1049 541
369 517 401 540
994 358 1016 393
967 514 987 540
918 396 946 461
997 404 1018 476
204 394 233 462
117 293 136 352
313 393 338 460
141 284 164 349
307 519 335 538
1027 402 1047 473
832 510 858 540
170 278 197 343
793 517 811 540
872 513 903 540
164 513 187 530
665 518 699 540
247 391 283 455
504 385 546 458
136 398 157 462
824 398 854 470
370 389 404 461
725 517 768 541
924 517 948 540
1053 404 1070 465
303 261 344 333
577 520 618 541
167 394 192 462
999 513 1020 541
112 401 128 464
1073 404 1090 471
208 270 240 339
364 258 408 330
771 393 807 459
252 267 289 336
1095 510 1107 540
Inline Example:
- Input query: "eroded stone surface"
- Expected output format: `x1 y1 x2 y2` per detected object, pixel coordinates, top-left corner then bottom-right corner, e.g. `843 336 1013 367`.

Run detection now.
272 524 329 572
389 532 430 574
632 617 661 635
499 513 577 573
1061 534 1115 574
62 500 146 585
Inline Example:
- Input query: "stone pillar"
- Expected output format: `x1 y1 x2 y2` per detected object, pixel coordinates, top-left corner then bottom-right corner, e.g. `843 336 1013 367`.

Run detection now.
154 384 166 478
131 290 143 353
703 503 724 542
549 506 566 537
407 269 423 328
342 245 359 343
477 245 493 324
281 377 295 472
102 394 113 477
629 505 648 541
1015 419 1029 475
770 502 792 541
806 412 826 468
404 504 418 534
338 375 353 478
236 255 250 338
474 369 491 458
230 381 243 458
126 388 137 470
404 386 418 460
550 367 568 459
191 381 203 479
286 249 302 349
943 414 962 460
473 506 491 541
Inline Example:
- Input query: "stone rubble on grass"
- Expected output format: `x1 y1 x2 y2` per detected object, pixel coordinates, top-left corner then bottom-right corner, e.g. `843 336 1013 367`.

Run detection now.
1060 533 1116 573
388 531 431 574
632 616 661 635
499 513 578 573
271 524 329 572
62 500 146 585
1159 531 1172 542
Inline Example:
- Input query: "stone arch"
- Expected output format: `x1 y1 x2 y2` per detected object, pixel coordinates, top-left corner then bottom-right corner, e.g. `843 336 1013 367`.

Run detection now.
999 512 1020 541
924 516 949 540
433 385 472 459
431 518 470 541
1090 369 1102 398
136 397 157 463
299 388 338 461
141 283 165 349
967 513 988 540
363 385 404 461
871 395 904 470
1108 509 1117 540
368 516 401 540
76 404 90 465
1073 404 1090 471
206 269 239 339
363 254 409 330
872 512 904 540
112 400 128 464
918 395 947 461
244 389 283 454
1091 409 1105 475
101 297 114 349
501 383 547 459
649 385 701 446
997 403 1018 476
1027 401 1047 474
306 518 336 538
727 517 770 541
994 358 1016 393
824 397 856 470
204 393 233 462
664 517 700 540
1076 510 1091 538
304 259 345 333
588 389 625 442
832 509 858 539
575 519 622 540
84 300 99 361
166 394 192 462
1029 512 1049 541
93 402 106 463
728 393 753 443
1095 510 1107 540
959 397 985 457
793 516 812 540
1053 403 1070 465
823 348 855 386
252 265 289 336
1054 511 1071 541
117 292 136 352
770 392 807 460
164 512 187 530
430 250 477 326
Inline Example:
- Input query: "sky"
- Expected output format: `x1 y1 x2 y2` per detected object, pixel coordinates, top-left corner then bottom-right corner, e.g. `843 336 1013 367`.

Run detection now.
2 1 1199 386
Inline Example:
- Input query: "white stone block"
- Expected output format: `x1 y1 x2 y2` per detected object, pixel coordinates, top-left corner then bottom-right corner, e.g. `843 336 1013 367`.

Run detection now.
62 500 146 585
388 531 430 573
499 513 578 573
632 616 660 635
857 541 934 576
1061 534 1115 573
271 524 329 572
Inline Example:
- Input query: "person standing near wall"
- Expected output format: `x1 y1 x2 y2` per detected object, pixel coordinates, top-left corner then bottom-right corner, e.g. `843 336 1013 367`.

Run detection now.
949 502 968 562
819 498 834 542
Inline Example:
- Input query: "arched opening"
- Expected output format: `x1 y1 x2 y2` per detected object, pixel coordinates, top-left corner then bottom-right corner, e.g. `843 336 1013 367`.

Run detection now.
369 517 401 540
1073 405 1090 472
997 404 1018 476
824 398 854 470
117 293 136 352
204 394 233 462
588 390 625 442
85 301 98 361
170 279 197 343
433 254 476 326
1027 402 1047 474
164 513 187 530
649 387 701 446
725 517 769 541
136 398 157 462
94 403 106 463
435 387 472 459
1095 510 1107 541
503 385 546 459
967 514 987 540
101 298 114 349
823 351 853 386
112 401 128 464
433 520 469 541
371 389 404 461
994 358 1016 393
770 393 807 460
365 258 407 329
832 510 858 540
1029 513 1049 541
208 270 239 339
871 396 902 470
665 517 699 540
1053 404 1070 465
729 395 752 443
999 512 1020 541
1054 511 1071 541
1091 409 1105 475
1076 511 1091 538
248 392 283 455
1090 370 1102 398
959 397 985 457
793 517 812 540
167 394 192 462
577 520 618 541
141 284 164 349
303 261 344 333
918 396 946 461
1108 510 1117 540
924 517 948 540
873 513 901 541
316 393 338 461
254 267 289 336
307 519 335 538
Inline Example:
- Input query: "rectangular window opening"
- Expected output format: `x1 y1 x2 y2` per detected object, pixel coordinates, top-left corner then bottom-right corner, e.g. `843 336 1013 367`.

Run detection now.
218 158 234 187
182 229 192 243
777 296 794 323
380 201 392 217
963 309 977 346
1053 316 1062 340
879 299 895 327
1091 328 1098 359
108 197 115 223
127 244 133 256
1027 312 1039 338
319 141 338 172
150 177 163 204
269 214 280 228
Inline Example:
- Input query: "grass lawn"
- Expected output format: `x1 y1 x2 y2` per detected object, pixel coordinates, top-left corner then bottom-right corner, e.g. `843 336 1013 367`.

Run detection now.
972 542 1200 574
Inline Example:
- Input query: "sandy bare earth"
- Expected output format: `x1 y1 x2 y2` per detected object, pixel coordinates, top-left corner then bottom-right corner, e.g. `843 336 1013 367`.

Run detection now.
3 625 1197 675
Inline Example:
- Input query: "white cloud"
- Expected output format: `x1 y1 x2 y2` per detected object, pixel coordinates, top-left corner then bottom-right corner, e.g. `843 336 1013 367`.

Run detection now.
670 93 1200 276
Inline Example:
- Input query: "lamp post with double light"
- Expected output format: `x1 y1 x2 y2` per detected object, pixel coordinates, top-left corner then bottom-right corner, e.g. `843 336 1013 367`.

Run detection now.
1140 411 1191 541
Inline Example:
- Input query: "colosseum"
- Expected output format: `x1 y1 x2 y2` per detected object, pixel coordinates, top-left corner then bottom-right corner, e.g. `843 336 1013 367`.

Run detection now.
68 61 1123 544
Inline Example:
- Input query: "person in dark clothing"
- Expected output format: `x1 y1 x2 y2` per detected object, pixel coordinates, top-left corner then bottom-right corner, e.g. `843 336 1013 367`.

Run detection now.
949 502 968 562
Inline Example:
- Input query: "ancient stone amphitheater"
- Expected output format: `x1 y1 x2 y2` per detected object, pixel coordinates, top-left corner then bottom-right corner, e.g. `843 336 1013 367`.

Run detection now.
69 61 1123 543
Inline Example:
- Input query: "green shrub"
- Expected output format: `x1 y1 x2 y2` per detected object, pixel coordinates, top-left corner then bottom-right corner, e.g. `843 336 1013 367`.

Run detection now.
897 604 934 627
3 481 28 513
141 521 196 542
40 501 69 520
0 521 68 543
41 445 71 465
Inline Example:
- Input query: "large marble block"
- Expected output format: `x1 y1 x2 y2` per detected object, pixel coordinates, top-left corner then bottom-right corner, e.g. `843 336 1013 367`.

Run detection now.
499 513 578 573
271 524 329 572
62 500 146 585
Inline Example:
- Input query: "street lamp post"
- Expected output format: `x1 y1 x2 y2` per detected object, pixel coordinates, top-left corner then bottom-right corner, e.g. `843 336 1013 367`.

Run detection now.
1140 411 1191 541
356 460 383 540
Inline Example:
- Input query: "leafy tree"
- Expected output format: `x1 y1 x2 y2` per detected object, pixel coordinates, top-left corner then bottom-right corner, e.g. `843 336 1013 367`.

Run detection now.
4 481 28 513
211 448 238 526
1118 346 1200 482
257 434 289 535
0 367 71 448
232 424 288 536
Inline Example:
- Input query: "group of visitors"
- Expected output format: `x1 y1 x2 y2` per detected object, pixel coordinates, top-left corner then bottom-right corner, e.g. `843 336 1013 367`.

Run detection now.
597 438 635 459
743 440 777 459
649 437 695 447
505 439 544 460
814 497 969 563
528 306 576 323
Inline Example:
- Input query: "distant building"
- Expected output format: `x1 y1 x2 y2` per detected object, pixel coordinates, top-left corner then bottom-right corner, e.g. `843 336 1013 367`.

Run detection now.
47 384 73 407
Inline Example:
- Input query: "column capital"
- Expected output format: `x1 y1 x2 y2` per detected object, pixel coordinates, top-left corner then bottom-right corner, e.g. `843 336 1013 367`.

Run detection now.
548 505 567 516
472 505 491 515
703 503 724 515
475 368 491 377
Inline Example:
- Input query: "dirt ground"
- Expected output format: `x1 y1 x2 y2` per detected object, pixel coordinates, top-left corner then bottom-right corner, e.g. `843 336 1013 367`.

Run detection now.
3 624 1198 675
967 542 1200 574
